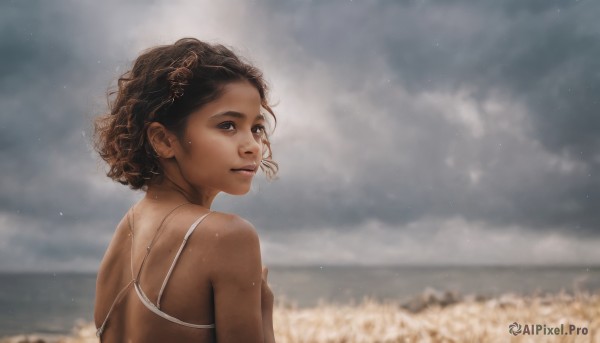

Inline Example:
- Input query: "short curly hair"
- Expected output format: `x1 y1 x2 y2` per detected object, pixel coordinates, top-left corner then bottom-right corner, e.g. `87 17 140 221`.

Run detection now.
93 38 278 191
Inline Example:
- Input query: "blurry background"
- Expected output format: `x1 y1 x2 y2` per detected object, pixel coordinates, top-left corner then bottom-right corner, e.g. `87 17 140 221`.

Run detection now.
1 0 599 337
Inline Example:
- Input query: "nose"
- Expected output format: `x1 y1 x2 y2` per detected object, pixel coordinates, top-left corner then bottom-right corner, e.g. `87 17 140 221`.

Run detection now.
240 132 261 156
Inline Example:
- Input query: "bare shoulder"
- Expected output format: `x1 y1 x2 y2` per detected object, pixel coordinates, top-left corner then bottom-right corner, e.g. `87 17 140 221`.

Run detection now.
202 210 260 243
205 212 265 342
98 210 132 268
199 211 262 280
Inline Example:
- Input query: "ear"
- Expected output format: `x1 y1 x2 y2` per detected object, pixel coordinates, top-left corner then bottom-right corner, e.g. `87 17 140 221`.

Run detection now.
147 122 178 158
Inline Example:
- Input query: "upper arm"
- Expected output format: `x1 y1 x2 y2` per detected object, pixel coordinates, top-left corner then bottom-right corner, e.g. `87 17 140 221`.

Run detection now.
209 213 265 343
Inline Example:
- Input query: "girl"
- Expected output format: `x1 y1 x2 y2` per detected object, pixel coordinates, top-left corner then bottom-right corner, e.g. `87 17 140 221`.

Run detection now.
92 37 278 343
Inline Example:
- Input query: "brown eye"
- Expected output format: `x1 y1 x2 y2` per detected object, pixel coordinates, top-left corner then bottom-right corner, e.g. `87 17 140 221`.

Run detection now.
218 122 235 131
252 124 266 134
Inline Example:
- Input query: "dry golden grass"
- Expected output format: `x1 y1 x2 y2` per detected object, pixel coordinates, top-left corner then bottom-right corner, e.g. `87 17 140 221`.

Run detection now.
2 291 599 343
272 291 600 343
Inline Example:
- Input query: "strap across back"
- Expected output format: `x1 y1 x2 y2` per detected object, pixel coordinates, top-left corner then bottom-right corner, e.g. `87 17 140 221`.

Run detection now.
96 203 215 338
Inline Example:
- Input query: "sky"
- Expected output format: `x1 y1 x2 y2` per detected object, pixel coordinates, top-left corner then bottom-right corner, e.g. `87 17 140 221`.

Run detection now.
1 0 599 271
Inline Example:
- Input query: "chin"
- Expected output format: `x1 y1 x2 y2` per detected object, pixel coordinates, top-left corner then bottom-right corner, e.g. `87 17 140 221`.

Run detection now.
224 185 252 196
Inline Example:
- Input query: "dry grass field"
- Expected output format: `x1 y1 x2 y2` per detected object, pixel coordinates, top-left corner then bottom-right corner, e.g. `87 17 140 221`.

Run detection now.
2 291 598 343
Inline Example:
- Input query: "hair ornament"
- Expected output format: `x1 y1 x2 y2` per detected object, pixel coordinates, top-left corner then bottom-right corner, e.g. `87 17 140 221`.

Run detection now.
166 51 199 103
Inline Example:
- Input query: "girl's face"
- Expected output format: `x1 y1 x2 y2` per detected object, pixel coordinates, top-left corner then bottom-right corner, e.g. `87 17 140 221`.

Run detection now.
174 80 265 196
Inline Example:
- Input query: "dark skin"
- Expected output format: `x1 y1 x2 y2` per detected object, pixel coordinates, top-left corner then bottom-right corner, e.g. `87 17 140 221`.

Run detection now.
94 81 276 343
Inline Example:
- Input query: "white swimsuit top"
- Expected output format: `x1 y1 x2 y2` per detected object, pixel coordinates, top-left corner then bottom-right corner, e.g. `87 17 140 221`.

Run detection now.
96 203 215 338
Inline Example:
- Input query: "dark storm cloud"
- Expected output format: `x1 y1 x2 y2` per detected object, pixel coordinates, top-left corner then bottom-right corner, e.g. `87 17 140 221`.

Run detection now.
231 0 600 237
0 1 139 270
0 0 599 270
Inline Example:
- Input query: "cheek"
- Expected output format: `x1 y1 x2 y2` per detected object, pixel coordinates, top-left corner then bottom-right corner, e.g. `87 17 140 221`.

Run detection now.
183 126 213 152
186 132 230 162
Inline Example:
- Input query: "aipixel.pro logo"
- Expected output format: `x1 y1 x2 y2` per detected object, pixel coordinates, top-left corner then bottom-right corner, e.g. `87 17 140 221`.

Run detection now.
509 322 588 336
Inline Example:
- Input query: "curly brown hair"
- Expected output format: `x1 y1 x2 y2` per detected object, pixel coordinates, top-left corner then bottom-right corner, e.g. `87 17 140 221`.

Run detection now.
93 38 279 191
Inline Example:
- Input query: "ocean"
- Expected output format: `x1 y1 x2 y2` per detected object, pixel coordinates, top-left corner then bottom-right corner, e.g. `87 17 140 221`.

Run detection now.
0 265 598 338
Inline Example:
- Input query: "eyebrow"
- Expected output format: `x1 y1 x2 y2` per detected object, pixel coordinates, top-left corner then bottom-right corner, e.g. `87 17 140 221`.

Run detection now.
210 111 265 121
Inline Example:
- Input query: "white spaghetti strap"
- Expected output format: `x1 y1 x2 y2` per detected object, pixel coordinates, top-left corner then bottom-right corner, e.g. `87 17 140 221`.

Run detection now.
157 211 213 308
135 281 215 329
96 279 134 337
96 206 138 338
96 203 216 338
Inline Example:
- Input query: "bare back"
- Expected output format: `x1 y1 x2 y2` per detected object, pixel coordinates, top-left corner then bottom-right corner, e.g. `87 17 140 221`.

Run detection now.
94 201 222 342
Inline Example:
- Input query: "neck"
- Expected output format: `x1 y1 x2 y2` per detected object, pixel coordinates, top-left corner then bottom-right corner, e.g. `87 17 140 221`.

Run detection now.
145 174 219 210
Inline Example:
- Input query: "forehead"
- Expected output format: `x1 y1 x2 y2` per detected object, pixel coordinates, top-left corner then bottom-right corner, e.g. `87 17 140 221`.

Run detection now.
196 80 262 119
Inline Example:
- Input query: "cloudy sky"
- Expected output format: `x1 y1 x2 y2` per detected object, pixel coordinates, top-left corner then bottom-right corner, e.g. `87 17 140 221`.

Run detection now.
1 0 599 271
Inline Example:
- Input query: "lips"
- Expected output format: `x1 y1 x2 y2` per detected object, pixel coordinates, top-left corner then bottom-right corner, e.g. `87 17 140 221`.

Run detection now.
231 164 258 172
